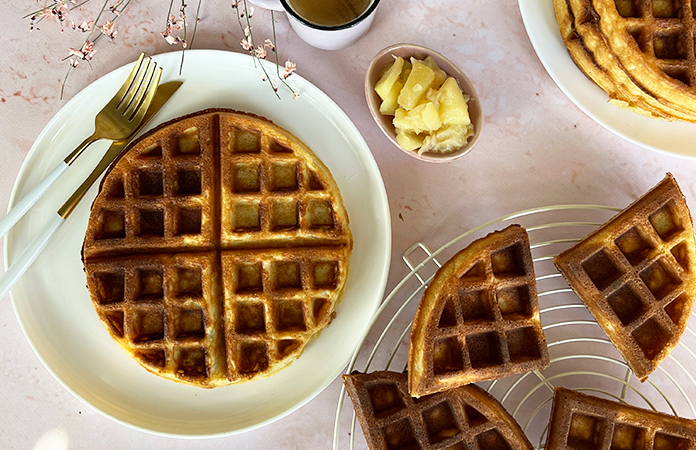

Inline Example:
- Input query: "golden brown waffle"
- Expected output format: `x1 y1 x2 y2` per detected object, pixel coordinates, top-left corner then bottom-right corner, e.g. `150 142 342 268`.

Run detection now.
408 225 549 398
553 0 696 121
342 371 534 450
554 174 696 382
546 387 696 449
83 109 352 387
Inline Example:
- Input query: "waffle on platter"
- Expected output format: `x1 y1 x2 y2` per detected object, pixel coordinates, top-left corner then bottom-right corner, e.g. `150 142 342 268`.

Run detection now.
554 174 696 382
553 0 696 121
342 371 534 450
546 387 696 449
408 225 549 397
83 109 352 388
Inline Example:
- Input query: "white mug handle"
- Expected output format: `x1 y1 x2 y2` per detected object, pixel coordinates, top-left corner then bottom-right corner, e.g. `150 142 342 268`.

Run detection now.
246 0 284 12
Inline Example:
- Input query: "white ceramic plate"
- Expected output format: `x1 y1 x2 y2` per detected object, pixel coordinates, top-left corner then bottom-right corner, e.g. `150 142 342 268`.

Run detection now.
518 0 696 158
4 50 391 437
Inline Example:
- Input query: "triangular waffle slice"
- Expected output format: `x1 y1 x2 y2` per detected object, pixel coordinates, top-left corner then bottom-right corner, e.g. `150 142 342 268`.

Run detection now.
342 371 533 450
554 174 696 382
546 387 696 449
408 225 549 397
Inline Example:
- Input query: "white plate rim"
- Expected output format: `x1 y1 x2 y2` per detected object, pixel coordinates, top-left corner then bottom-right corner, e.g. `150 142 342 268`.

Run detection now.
4 49 392 437
517 0 696 159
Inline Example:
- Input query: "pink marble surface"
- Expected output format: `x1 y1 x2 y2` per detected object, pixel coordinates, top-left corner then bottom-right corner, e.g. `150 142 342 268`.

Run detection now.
3 0 696 449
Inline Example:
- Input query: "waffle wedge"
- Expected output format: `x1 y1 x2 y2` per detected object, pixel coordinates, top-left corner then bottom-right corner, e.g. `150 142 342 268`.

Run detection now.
554 174 696 382
342 371 534 450
83 109 352 387
546 387 696 449
408 225 549 397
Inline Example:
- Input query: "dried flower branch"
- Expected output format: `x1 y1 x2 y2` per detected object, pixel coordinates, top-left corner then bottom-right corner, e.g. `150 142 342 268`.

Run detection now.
231 0 298 99
25 0 296 99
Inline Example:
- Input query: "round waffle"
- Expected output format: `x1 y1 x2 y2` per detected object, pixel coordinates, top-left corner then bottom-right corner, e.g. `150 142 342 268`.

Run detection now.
82 109 352 388
553 0 696 121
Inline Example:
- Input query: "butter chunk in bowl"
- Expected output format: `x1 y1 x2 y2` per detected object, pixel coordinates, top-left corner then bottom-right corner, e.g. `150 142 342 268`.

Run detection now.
366 44 483 163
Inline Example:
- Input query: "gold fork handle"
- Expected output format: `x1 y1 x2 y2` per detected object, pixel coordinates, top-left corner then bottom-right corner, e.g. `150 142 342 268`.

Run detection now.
63 135 96 166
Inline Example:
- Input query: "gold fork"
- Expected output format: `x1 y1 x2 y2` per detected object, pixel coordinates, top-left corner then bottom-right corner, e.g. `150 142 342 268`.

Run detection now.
0 53 163 239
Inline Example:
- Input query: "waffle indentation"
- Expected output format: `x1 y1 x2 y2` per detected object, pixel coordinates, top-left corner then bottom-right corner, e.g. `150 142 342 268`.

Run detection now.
476 429 512 450
104 310 124 337
137 169 163 197
238 341 268 374
611 423 646 450
461 261 486 280
464 404 487 427
423 402 460 444
615 227 654 266
438 297 458 328
136 349 165 368
270 199 299 230
496 285 531 318
467 332 504 369
95 271 125 304
650 201 683 240
632 318 671 360
174 306 204 339
233 163 261 192
382 418 418 450
269 162 298 191
583 250 622 291
138 209 164 237
615 0 640 17
308 170 325 190
665 294 688 325
136 268 163 300
104 177 125 198
234 129 260 153
506 327 542 363
433 337 464 375
491 243 525 277
275 300 306 332
232 201 261 231
654 32 688 60
652 0 681 18
97 209 125 239
277 339 301 356
654 432 692 449
312 298 330 324
568 413 605 450
671 241 691 271
306 199 334 228
175 267 202 297
607 285 647 325
131 307 164 341
368 382 405 419
176 347 206 378
176 207 202 236
459 289 494 322
176 168 202 196
236 302 266 334
176 127 201 155
272 261 302 290
312 260 338 288
236 262 263 293
640 260 681 300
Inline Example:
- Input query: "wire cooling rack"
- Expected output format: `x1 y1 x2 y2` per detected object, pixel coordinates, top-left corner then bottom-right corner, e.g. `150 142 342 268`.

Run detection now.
332 205 696 449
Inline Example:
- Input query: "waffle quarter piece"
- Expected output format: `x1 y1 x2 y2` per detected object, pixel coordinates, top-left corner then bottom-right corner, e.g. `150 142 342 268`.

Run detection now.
554 174 696 382
342 371 534 450
83 109 352 387
408 225 549 398
546 387 696 450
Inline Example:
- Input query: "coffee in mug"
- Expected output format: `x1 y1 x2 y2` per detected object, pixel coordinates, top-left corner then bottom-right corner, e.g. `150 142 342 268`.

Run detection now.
285 0 373 27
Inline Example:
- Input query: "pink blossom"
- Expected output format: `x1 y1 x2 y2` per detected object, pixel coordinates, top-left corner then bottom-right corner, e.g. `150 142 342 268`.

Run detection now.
78 21 94 32
99 20 117 39
240 38 253 51
162 33 179 45
282 61 296 79
264 39 275 52
255 45 266 59
68 40 97 66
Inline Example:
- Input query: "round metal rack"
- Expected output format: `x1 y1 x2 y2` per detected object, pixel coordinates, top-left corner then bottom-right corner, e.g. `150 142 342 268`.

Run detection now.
333 205 696 449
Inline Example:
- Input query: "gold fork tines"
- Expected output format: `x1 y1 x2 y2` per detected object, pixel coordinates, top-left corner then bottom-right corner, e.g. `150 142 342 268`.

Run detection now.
63 53 161 166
